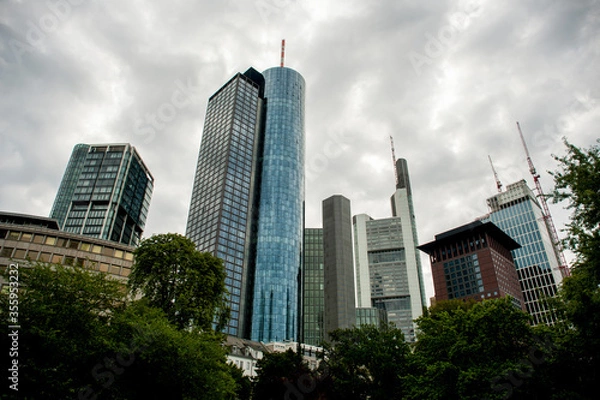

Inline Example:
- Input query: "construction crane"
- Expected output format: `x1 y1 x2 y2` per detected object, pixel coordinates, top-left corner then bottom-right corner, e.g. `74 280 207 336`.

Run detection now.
488 155 503 193
516 121 570 277
390 135 398 186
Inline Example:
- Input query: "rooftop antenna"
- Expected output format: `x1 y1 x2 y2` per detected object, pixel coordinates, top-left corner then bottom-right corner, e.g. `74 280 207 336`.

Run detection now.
390 135 398 186
280 39 285 67
516 121 570 277
488 155 503 193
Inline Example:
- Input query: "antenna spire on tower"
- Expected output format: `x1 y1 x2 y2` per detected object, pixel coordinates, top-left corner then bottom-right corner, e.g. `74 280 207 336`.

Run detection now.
390 135 398 186
280 39 285 67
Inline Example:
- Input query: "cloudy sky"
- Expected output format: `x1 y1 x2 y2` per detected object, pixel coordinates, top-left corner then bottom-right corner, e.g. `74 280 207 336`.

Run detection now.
1 0 598 299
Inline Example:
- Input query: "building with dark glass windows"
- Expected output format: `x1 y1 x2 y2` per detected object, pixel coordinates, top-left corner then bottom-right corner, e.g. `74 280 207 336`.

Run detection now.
50 143 153 246
302 228 324 346
186 66 305 341
419 220 525 310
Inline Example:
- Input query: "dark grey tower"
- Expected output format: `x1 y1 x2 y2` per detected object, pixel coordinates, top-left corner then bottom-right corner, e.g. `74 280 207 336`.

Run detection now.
322 195 356 339
50 143 153 246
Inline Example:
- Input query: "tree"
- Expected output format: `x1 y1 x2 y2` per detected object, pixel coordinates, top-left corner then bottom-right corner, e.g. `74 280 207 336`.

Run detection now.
546 139 600 398
408 298 542 400
128 233 229 331
321 324 410 400
0 263 126 399
253 348 316 400
0 263 239 399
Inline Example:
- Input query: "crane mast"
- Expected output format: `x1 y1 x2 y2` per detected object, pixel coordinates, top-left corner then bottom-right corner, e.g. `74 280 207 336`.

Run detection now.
516 122 570 277
488 155 503 193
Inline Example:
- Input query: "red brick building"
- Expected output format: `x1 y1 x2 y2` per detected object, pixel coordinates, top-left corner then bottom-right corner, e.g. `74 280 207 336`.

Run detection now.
418 220 524 310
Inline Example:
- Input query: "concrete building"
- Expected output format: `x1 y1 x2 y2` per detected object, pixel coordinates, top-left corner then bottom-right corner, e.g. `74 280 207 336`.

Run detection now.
484 179 563 325
0 212 135 289
322 195 356 339
419 220 524 310
50 143 153 247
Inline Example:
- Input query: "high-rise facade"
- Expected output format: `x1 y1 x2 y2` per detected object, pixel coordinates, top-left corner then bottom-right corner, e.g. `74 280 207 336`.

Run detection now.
50 143 153 246
302 228 324 346
419 220 525 310
484 180 563 325
186 68 265 337
323 195 356 339
186 66 305 341
353 158 426 341
251 67 305 342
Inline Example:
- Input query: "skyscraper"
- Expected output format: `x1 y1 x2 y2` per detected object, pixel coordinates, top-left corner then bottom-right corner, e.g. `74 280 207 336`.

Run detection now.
302 228 324 346
419 220 525 310
353 158 426 341
251 66 305 342
484 179 563 325
323 195 356 339
50 143 153 246
186 65 305 341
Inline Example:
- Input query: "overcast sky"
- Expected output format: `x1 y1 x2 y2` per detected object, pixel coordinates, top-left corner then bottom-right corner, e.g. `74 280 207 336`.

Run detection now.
1 0 598 300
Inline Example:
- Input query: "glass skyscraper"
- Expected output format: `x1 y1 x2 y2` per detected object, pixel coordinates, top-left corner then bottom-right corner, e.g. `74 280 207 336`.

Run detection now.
50 143 153 246
353 159 426 342
186 66 305 341
484 179 563 325
251 67 305 342
302 228 324 346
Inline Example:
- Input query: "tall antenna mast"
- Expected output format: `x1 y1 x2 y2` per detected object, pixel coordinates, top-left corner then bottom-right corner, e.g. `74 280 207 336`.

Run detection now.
280 39 285 67
488 155 503 193
516 121 570 277
390 135 398 186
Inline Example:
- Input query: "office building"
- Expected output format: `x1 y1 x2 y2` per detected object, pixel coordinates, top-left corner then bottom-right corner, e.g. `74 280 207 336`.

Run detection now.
186 66 305 341
251 66 305 342
0 211 135 289
50 143 153 246
418 220 525 309
484 180 563 325
302 228 324 346
353 158 426 341
323 195 356 339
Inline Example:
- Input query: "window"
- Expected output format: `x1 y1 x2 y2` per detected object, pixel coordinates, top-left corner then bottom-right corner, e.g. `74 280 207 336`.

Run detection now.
0 247 14 257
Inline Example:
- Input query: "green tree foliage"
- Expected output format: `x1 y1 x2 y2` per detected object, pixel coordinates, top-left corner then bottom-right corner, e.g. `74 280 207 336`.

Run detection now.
0 263 237 399
128 233 229 331
321 324 410 400
408 298 540 400
253 348 316 400
546 139 600 398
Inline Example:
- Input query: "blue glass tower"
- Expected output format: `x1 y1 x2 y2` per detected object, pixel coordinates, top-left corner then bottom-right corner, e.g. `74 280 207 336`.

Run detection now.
484 180 563 325
251 67 305 342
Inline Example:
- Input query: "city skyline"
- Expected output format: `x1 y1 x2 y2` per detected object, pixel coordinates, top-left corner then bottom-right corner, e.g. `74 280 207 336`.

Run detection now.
2 1 599 302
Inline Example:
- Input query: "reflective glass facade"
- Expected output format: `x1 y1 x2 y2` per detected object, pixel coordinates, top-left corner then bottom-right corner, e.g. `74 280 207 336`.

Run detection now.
252 67 305 342
50 143 153 246
485 180 562 325
186 69 265 337
302 228 324 346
